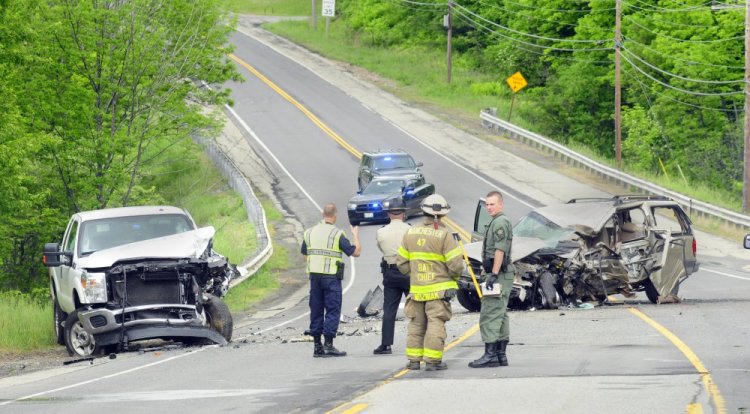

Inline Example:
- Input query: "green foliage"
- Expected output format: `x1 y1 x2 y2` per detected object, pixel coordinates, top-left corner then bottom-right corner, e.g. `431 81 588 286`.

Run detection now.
224 0 309 15
0 291 56 351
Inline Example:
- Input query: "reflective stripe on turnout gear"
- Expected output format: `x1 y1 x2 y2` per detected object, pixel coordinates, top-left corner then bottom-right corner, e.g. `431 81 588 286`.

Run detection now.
406 347 424 359
304 221 343 275
397 246 463 263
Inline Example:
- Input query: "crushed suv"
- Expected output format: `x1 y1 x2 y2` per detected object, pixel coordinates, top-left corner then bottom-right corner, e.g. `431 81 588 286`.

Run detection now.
358 150 424 191
43 206 237 357
457 195 699 312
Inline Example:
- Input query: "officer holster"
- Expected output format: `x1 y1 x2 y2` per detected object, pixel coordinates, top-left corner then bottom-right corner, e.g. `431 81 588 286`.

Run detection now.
335 261 345 280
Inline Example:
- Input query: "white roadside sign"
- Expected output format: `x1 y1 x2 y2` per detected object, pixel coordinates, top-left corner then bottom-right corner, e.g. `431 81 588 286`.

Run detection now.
322 0 335 17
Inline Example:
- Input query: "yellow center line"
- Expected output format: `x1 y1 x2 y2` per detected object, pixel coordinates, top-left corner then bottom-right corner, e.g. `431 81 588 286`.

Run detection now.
628 308 725 414
228 53 362 160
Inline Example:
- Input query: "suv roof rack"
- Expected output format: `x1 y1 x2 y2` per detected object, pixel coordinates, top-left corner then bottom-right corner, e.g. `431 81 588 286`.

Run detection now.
567 195 671 205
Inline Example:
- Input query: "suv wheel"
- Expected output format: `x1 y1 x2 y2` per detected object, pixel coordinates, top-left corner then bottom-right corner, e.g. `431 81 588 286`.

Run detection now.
457 288 481 312
644 278 680 304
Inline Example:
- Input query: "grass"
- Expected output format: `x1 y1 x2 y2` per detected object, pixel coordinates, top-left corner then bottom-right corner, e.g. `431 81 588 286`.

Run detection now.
260 18 745 221
0 293 56 351
224 0 309 15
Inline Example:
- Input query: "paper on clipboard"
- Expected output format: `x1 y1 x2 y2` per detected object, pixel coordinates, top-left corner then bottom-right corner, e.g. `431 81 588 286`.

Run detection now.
481 283 502 297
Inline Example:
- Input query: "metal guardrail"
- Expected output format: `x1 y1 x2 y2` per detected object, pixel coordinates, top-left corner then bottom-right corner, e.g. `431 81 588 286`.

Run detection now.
193 135 273 287
480 108 750 232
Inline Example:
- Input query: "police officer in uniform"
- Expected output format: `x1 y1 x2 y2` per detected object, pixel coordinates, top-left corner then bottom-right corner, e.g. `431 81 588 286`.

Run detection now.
397 194 464 371
301 203 361 357
373 198 411 355
469 190 515 368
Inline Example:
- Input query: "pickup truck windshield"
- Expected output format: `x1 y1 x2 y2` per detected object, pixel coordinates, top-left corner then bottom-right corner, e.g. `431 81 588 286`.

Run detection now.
513 211 575 247
79 214 195 256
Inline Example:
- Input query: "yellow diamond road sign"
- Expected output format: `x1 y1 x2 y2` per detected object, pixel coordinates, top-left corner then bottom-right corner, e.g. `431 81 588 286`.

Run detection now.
506 71 528 93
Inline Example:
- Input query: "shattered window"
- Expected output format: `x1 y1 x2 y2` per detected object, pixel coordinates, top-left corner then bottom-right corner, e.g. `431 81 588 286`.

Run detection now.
514 211 575 247
651 207 687 235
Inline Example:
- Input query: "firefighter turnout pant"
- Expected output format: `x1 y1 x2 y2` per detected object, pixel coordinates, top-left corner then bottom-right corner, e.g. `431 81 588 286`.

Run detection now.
404 297 452 363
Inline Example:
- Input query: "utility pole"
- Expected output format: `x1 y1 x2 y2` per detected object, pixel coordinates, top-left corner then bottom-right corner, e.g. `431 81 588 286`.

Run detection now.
312 0 318 30
446 1 453 84
744 0 750 213
615 0 622 169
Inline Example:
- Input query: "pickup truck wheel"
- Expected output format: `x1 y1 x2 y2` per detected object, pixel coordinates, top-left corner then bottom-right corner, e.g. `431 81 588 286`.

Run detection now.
64 309 99 357
457 288 481 312
53 298 66 345
205 295 233 342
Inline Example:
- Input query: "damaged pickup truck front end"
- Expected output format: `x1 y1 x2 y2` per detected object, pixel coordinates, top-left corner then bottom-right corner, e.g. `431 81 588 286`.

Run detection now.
44 206 237 357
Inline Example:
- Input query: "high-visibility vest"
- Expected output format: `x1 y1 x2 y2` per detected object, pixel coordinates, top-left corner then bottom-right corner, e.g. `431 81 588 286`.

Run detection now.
304 221 344 275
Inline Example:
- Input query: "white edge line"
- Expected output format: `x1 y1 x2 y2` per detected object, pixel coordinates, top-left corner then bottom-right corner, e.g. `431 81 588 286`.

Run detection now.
224 105 359 334
0 346 214 406
701 266 750 281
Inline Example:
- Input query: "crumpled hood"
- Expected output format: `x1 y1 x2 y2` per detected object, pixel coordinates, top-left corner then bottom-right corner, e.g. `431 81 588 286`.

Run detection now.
465 236 549 263
78 227 216 269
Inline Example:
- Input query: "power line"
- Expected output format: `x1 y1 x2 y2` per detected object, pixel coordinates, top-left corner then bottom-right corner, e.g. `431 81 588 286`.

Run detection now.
620 46 745 85
451 6 614 52
473 0 583 29
622 35 745 69
623 0 716 13
624 16 744 43
393 0 447 7
620 51 745 96
499 0 615 13
453 3 613 46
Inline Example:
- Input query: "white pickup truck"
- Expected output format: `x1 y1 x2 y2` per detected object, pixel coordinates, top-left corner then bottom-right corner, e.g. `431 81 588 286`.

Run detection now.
43 206 236 357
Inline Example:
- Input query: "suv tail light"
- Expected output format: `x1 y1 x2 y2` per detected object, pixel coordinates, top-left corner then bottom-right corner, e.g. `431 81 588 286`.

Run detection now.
692 238 697 257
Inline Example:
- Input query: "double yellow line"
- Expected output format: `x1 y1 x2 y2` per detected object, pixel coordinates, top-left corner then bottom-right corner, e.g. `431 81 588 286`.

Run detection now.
230 52 724 414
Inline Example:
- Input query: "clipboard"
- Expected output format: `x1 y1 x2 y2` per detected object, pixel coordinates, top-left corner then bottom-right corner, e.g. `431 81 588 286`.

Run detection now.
481 283 502 297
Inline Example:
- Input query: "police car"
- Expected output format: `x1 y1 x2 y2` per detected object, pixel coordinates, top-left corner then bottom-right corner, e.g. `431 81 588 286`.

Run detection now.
347 177 435 225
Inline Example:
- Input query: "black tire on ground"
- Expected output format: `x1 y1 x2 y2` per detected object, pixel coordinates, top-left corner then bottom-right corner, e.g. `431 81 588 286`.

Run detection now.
644 278 679 304
538 272 561 309
53 296 66 345
457 288 482 312
205 294 233 342
64 309 101 357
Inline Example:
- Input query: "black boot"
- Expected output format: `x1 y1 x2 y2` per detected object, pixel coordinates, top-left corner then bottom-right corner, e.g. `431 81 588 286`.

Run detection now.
313 335 325 358
323 336 347 357
468 342 500 368
496 340 509 366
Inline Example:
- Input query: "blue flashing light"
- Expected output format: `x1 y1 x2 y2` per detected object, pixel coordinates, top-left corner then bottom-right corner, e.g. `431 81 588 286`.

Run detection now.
383 157 392 161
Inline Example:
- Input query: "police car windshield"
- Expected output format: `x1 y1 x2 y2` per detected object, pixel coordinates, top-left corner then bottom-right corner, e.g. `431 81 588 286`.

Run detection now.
361 179 405 195
373 155 415 170
513 211 575 247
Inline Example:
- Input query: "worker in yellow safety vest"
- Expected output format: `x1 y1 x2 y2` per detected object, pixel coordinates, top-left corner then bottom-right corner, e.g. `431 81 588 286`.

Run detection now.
397 194 464 371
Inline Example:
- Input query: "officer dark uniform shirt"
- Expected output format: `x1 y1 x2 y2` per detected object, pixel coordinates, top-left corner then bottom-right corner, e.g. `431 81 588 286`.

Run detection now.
375 217 411 349
301 220 356 342
480 213 515 343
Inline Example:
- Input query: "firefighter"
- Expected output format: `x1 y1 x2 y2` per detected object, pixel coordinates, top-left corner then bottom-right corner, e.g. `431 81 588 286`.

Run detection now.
301 203 361 357
373 198 411 355
469 190 515 368
397 194 464 371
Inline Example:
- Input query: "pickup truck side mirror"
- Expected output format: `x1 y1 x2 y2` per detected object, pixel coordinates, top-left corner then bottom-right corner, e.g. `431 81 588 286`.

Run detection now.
42 243 71 267
416 161 424 168
744 234 750 249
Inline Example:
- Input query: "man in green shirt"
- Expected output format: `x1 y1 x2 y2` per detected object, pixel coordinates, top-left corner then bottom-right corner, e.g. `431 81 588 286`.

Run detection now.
469 190 515 368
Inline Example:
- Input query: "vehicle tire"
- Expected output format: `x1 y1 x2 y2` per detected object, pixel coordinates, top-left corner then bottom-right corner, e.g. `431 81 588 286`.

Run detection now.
538 272 560 309
457 288 482 312
644 278 679 304
205 294 233 342
53 297 66 345
64 309 100 357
